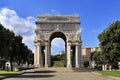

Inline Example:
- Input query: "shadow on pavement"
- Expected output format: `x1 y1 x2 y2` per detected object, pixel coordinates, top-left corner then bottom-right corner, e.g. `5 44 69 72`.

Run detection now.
1 70 56 79
8 74 55 78
72 68 96 72
25 70 57 73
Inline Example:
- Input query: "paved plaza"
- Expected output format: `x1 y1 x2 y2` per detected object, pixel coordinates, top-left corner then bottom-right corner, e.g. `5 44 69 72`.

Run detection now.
3 68 120 80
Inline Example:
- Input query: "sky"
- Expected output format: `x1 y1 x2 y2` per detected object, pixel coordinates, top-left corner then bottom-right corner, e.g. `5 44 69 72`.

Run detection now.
0 0 120 55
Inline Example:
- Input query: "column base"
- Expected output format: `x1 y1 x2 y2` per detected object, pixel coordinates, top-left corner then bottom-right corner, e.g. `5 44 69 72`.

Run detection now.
45 64 48 68
67 64 72 68
75 64 80 68
34 64 42 68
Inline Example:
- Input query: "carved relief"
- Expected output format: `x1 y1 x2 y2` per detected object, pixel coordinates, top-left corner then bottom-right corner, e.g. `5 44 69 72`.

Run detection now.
62 24 76 31
37 24 54 31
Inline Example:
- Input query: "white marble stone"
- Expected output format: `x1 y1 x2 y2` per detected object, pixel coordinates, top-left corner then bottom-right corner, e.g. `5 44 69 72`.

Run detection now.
34 15 82 68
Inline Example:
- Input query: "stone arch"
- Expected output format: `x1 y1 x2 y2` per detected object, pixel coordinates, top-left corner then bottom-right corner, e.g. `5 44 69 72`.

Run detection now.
34 15 82 68
49 31 67 43
49 31 67 67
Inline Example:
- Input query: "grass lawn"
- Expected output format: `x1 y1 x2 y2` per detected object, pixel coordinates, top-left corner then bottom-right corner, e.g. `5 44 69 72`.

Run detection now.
96 71 120 77
0 70 23 78
52 61 65 67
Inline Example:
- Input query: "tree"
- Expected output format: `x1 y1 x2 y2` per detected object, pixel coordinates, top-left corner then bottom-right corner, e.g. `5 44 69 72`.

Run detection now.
98 20 120 69
0 24 34 70
90 51 103 66
0 24 14 61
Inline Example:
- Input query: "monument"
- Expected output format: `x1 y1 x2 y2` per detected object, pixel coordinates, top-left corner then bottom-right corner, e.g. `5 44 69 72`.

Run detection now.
34 15 82 68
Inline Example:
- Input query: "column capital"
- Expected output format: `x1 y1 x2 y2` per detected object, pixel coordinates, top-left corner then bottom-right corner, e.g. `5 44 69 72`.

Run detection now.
34 44 37 46
34 40 37 43
37 42 41 46
34 42 38 46
45 42 49 46
75 42 80 46
67 41 72 46
44 40 49 46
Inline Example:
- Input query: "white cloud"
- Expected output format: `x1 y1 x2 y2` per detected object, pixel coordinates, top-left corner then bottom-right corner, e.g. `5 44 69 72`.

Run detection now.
51 38 65 55
0 8 64 53
51 38 65 48
0 8 35 51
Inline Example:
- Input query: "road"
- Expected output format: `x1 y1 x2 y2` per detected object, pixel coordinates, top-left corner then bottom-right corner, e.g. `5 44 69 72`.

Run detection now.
3 68 120 80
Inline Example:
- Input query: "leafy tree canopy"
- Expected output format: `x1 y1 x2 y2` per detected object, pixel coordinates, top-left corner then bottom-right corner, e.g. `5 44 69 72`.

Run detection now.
0 23 34 70
98 20 120 66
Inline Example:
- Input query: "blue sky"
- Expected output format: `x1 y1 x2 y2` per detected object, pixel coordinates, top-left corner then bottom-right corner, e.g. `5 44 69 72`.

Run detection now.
0 0 120 55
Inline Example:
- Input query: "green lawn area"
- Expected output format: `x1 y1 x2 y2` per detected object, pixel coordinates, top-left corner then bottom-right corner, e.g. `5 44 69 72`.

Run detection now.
96 71 120 77
0 70 23 78
52 61 65 67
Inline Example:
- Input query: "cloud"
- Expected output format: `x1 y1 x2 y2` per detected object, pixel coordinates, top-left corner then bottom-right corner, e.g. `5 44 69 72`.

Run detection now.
0 8 64 53
51 38 65 55
0 8 35 51
51 38 65 48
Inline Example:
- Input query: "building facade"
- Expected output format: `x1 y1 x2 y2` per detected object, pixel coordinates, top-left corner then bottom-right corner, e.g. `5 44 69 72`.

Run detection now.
82 47 100 68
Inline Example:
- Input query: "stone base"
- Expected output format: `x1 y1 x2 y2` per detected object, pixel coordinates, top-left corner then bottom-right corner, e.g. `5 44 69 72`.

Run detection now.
75 64 80 68
67 64 72 68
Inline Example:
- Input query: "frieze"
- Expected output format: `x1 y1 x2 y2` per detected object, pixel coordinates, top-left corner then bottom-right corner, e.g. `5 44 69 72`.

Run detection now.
37 24 54 31
36 23 78 31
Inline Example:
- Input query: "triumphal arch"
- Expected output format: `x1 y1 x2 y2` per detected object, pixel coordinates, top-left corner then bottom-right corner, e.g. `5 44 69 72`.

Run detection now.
34 15 82 68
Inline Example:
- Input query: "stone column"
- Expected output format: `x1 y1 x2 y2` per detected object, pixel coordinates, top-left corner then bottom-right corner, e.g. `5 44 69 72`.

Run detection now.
45 42 49 68
65 44 67 67
47 43 51 67
34 43 37 67
67 41 72 68
34 34 43 67
36 43 42 67
79 43 82 67
75 42 80 68
48 45 51 67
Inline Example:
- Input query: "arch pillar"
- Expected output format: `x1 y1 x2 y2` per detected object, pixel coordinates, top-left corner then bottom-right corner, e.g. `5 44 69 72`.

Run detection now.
75 42 80 68
34 42 42 67
79 43 82 67
34 43 37 67
67 41 72 68
48 44 51 67
45 41 51 68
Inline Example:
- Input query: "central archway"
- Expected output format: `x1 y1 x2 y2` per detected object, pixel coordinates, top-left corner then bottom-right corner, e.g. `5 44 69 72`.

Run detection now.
50 32 67 67
34 15 82 68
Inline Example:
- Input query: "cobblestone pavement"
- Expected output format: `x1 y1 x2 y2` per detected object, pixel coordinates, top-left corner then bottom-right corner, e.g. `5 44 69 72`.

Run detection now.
3 68 120 80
